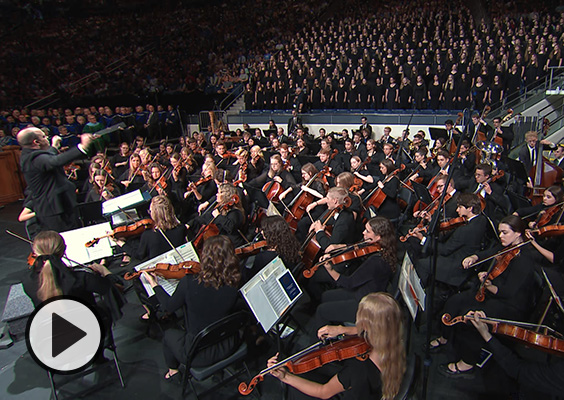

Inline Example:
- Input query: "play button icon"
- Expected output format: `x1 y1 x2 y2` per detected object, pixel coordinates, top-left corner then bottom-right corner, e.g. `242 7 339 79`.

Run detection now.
26 296 104 374
52 312 87 357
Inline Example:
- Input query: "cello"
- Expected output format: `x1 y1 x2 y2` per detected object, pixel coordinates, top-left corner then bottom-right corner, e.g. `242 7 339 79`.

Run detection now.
447 112 464 155
363 165 403 210
284 170 325 232
472 105 491 143
238 335 370 395
528 119 564 205
300 197 352 270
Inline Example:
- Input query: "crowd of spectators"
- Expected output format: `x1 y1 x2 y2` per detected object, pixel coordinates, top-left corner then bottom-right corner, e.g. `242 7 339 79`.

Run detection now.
243 0 564 111
0 104 182 148
1 0 563 115
0 0 328 108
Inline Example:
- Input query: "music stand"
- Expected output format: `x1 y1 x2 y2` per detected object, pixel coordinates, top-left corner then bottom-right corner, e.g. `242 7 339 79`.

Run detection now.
296 154 320 166
411 181 434 206
240 257 303 356
428 127 448 142
505 157 530 183
244 183 270 209
538 268 564 326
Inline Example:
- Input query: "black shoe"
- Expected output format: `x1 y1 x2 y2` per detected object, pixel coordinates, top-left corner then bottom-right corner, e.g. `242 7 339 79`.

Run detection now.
424 338 447 354
163 371 182 384
438 363 475 379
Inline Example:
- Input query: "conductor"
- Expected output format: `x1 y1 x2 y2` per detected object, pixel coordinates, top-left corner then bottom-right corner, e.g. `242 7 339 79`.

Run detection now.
18 127 95 232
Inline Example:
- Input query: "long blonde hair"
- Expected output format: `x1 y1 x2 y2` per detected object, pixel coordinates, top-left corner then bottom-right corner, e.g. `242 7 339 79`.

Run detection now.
149 195 180 231
356 293 406 400
32 231 66 301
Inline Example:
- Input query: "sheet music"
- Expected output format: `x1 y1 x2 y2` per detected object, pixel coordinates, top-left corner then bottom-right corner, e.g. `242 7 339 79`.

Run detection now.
102 189 149 215
134 242 200 296
240 257 302 333
60 223 114 266
398 252 426 320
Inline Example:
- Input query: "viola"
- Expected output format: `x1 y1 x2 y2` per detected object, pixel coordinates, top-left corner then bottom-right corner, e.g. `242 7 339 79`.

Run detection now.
238 335 370 395
85 218 155 247
475 247 520 302
123 261 201 281
442 313 564 356
303 242 382 278
235 240 268 257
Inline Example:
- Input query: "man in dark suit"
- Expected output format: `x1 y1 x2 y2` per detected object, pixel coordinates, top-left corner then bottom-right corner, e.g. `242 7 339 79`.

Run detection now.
554 145 564 169
358 116 372 137
352 131 368 160
464 163 510 224
18 127 94 232
415 193 487 287
467 113 491 144
287 109 302 136
518 131 556 172
144 104 160 141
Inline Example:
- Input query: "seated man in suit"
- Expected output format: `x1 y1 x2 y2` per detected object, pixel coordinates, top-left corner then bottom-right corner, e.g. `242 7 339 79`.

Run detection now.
464 163 510 224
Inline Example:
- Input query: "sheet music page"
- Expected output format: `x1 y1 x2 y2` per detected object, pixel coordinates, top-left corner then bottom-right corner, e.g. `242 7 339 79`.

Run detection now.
60 223 113 266
102 189 146 215
135 242 200 296
240 257 301 333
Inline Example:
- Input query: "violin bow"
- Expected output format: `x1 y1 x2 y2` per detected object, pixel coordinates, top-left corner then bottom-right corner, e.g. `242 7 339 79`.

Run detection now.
156 227 186 262
541 268 564 315
6 230 94 272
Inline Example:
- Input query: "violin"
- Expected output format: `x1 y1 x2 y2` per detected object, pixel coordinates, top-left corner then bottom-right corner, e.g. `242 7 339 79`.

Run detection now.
64 162 81 180
475 247 521 302
188 176 213 193
303 242 382 278
530 224 564 237
399 215 466 242
238 335 370 395
535 202 564 228
233 161 248 185
123 261 201 280
235 240 268 257
442 313 564 356
85 218 155 247
27 252 37 266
